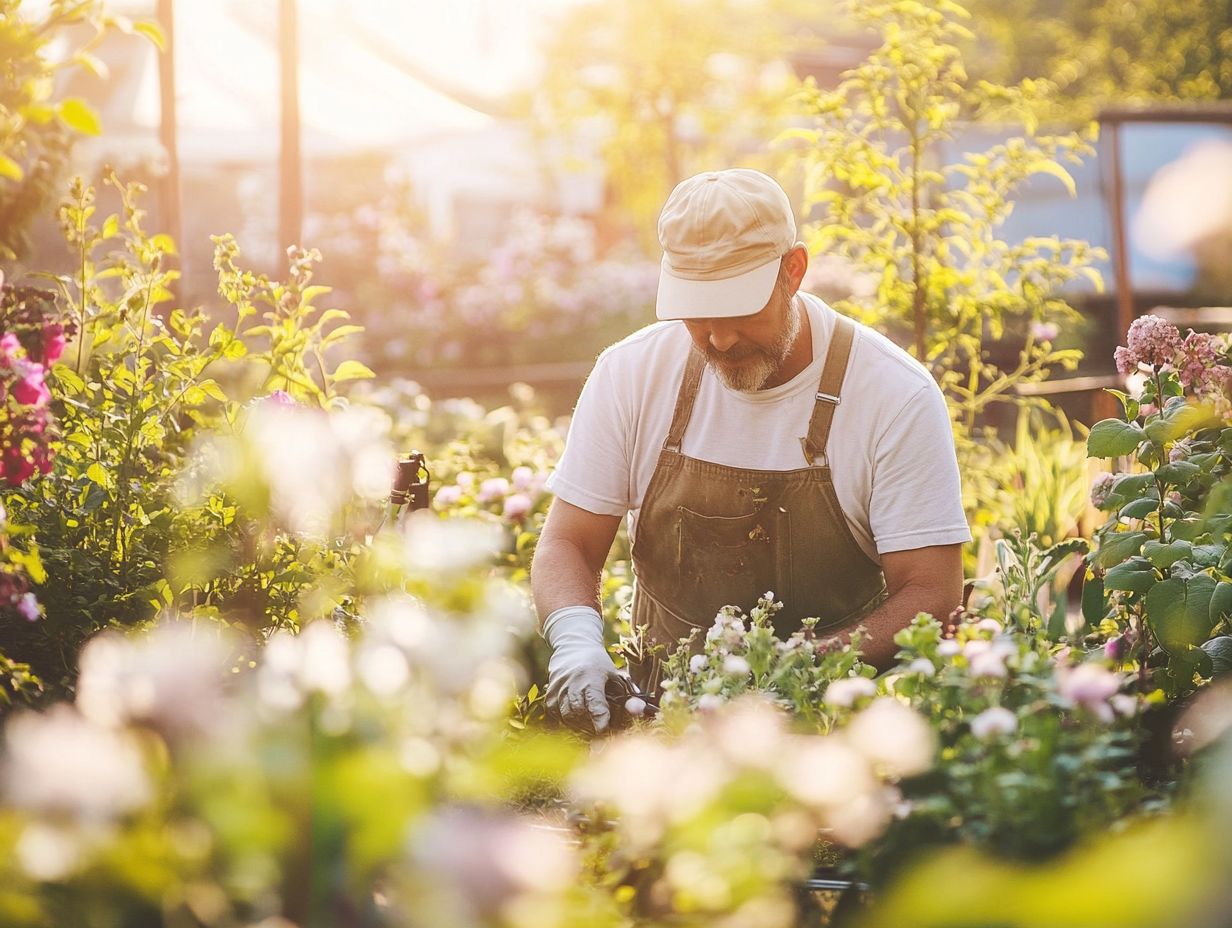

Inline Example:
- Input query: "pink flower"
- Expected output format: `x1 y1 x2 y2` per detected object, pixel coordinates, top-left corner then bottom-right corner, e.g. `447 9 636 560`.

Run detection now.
12 368 49 407
1090 472 1117 509
1178 331 1220 390
477 477 509 503
434 484 463 508
1120 314 1183 372
0 332 21 363
511 466 535 491
970 707 1017 739
502 492 533 522
1030 321 1059 342
1057 663 1122 723
41 322 66 365
264 390 297 407
16 591 41 622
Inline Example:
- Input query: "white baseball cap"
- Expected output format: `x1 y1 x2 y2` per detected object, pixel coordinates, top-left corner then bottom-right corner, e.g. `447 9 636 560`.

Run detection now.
655 168 798 320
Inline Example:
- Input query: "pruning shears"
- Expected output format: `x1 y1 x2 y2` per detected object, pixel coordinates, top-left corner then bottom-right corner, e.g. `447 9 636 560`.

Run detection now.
603 675 660 731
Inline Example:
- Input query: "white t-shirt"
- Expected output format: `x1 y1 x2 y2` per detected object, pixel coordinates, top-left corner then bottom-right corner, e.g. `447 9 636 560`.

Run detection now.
546 292 972 562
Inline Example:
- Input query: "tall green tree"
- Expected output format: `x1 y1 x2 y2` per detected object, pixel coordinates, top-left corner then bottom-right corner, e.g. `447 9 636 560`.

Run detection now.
966 0 1232 120
783 0 1106 537
0 0 162 260
533 0 800 246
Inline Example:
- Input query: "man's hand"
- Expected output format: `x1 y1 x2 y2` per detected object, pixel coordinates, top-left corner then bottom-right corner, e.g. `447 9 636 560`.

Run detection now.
543 605 624 734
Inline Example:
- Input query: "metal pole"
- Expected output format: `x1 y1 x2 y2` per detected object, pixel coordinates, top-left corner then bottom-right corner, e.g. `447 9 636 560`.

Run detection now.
1107 120 1134 339
156 0 181 287
279 0 303 263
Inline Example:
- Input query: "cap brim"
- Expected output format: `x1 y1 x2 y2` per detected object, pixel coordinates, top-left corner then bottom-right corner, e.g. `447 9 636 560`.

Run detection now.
655 256 780 320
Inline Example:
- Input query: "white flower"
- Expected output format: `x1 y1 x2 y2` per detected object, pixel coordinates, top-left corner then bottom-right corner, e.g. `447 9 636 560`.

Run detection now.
970 707 1018 739
698 694 725 713
823 676 877 708
76 620 234 737
975 619 1003 634
1111 693 1139 717
625 696 647 717
689 654 708 674
845 699 935 778
906 658 936 677
2 706 150 822
937 640 961 658
722 655 751 676
778 736 875 809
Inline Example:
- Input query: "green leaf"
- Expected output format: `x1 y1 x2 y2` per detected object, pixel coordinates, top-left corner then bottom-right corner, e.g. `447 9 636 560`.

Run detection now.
1146 574 1217 653
332 360 375 382
1156 461 1201 484
1201 637 1232 675
134 20 166 51
321 324 365 348
1210 581 1232 625
1082 573 1106 626
1095 531 1148 568
198 379 228 403
0 155 23 182
1088 419 1145 458
1142 540 1192 569
1119 497 1159 521
85 462 111 489
1103 558 1158 594
58 98 102 136
1105 389 1139 422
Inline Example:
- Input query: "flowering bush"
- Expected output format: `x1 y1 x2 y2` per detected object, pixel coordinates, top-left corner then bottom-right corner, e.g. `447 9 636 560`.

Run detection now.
1086 314 1232 697
655 594 872 732
320 194 659 373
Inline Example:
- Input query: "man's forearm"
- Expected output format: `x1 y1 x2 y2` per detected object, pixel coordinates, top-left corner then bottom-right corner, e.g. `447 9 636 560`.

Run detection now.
530 537 605 629
842 585 959 671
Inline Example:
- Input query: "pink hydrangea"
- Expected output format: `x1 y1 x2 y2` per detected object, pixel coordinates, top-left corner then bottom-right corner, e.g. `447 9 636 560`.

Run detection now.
1090 472 1118 509
263 390 297 407
510 465 535 491
1120 315 1183 373
1177 331 1220 390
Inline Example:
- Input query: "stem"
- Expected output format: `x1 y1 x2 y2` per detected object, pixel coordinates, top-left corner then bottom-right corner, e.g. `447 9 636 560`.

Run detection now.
75 202 87 375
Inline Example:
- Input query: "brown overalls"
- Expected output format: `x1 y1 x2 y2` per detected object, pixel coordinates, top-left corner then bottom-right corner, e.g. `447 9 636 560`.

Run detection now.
627 313 887 691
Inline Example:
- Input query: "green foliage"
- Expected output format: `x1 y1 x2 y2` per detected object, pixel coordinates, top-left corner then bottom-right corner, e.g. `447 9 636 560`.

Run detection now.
1086 341 1232 698
656 593 873 733
783 0 1104 537
966 0 1232 122
0 0 161 259
534 0 799 242
1 174 370 698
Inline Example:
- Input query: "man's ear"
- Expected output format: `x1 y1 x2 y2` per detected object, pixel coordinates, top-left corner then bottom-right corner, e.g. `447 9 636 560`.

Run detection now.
783 244 808 294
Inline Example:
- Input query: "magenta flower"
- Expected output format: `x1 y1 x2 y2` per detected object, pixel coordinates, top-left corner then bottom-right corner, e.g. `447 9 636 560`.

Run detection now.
264 390 297 407
41 322 66 365
12 368 49 407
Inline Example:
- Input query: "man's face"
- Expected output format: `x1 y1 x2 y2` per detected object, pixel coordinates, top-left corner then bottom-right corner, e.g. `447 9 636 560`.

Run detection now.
683 280 801 392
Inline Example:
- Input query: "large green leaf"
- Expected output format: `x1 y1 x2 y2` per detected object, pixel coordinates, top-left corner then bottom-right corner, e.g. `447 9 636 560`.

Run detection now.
1103 558 1158 594
332 359 375 382
1095 531 1148 568
1146 574 1218 652
1082 573 1106 627
1142 539 1192 569
1088 419 1145 458
1201 637 1232 675
1119 497 1159 521
1210 581 1232 625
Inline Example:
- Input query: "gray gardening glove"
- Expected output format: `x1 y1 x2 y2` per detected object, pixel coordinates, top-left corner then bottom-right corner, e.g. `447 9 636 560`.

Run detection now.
543 605 623 735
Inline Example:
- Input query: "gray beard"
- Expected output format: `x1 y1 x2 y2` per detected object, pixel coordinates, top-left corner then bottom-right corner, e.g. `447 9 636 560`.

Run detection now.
702 295 802 393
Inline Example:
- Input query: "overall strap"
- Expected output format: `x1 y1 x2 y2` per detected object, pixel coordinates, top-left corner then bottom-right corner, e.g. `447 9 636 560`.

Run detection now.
800 313 856 466
664 349 707 452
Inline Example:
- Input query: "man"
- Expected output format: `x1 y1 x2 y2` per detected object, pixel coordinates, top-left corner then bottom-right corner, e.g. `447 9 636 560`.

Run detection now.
531 168 970 734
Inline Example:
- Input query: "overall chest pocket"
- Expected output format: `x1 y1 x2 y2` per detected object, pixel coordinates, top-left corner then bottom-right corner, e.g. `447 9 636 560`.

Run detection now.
675 504 792 616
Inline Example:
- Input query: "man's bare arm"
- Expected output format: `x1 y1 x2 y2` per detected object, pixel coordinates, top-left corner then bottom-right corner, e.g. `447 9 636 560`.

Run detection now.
846 543 964 670
531 499 623 627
